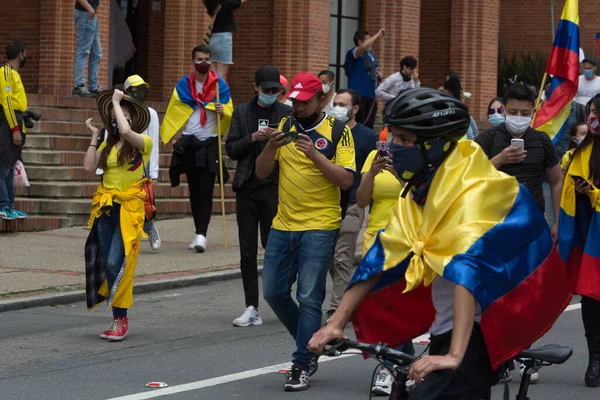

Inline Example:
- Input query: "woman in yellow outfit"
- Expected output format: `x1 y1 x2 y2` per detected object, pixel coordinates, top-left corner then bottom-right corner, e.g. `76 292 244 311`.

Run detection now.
83 89 151 341
355 130 414 396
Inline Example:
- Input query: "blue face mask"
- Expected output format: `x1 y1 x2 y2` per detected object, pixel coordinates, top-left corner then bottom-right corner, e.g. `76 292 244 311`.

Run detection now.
584 69 595 79
390 136 452 183
488 113 506 127
258 92 278 106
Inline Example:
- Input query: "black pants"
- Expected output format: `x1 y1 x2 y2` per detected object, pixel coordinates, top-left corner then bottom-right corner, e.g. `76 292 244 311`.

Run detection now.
357 96 376 129
409 324 494 400
236 185 278 308
186 167 216 236
582 295 600 352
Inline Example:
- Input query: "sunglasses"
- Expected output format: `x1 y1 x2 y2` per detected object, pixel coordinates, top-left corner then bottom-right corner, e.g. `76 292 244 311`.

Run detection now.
488 107 503 115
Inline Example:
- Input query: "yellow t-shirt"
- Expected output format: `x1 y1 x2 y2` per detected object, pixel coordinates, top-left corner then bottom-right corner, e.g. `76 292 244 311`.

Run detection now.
273 115 356 231
0 65 27 132
361 150 403 234
97 135 153 193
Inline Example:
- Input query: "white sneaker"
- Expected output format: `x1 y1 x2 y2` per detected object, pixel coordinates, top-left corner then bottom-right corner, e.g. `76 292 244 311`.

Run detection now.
188 234 207 252
371 368 393 396
233 306 263 327
518 360 539 384
147 227 161 250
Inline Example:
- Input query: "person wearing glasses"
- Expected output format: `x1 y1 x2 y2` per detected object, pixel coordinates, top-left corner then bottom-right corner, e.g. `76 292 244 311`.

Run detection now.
487 97 505 128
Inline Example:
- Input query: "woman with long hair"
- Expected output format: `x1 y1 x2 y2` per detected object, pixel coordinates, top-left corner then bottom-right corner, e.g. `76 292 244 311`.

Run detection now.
559 93 600 387
203 0 246 79
83 89 152 341
560 122 588 172
439 72 478 139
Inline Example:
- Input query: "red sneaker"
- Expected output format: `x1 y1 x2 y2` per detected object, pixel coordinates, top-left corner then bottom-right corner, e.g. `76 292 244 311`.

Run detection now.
99 321 115 339
107 317 129 341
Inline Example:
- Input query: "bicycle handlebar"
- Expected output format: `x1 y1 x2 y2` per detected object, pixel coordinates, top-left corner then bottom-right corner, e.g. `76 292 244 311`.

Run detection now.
324 338 416 366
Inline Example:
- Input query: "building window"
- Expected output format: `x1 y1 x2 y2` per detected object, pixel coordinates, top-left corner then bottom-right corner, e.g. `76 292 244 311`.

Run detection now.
329 0 362 91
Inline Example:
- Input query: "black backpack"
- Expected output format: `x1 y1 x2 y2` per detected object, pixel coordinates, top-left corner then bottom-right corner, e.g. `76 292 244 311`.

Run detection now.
282 116 351 219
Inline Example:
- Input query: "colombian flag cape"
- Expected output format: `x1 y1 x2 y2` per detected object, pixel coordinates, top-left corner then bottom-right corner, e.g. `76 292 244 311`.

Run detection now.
160 71 233 143
558 143 600 301
351 141 571 370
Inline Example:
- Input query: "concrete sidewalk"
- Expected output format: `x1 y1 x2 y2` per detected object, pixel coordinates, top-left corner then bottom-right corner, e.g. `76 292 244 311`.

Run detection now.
0 215 365 312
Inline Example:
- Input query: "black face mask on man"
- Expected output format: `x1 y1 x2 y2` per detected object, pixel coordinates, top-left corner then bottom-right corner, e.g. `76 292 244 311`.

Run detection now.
294 98 323 128
129 88 146 102
19 55 26 69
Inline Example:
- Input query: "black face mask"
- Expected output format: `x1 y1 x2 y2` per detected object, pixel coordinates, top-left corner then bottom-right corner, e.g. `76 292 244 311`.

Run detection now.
294 111 321 128
111 118 133 137
129 89 146 102
400 71 412 82
19 56 26 69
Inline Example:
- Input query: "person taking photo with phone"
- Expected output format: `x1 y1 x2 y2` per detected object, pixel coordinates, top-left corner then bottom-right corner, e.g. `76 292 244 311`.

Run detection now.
559 93 600 388
255 72 356 392
475 85 562 244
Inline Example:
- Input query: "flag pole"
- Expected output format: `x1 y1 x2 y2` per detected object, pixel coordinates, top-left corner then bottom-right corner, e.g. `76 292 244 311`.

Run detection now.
531 72 549 127
215 80 228 248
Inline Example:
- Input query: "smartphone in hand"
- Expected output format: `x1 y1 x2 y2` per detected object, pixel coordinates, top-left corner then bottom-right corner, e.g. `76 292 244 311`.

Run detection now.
571 175 595 191
376 141 390 157
511 138 525 152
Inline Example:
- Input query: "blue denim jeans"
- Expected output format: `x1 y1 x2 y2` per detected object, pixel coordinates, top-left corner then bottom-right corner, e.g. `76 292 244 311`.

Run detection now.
262 228 339 371
96 203 127 317
73 9 102 89
0 167 14 210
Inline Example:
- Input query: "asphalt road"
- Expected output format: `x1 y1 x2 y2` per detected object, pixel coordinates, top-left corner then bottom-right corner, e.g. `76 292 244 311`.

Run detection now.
0 276 596 400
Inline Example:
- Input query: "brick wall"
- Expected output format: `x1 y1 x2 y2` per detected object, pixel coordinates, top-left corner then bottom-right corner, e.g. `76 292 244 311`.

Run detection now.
229 0 274 103
136 0 166 102
0 0 40 92
500 0 600 60
419 0 451 90
450 0 499 126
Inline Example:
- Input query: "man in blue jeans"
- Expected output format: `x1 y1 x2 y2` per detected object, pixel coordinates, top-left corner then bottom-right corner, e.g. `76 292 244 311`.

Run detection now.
255 72 356 392
73 0 102 98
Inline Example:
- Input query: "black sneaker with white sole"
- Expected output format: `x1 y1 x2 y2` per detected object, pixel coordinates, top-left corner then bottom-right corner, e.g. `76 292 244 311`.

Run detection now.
284 366 309 391
309 355 319 376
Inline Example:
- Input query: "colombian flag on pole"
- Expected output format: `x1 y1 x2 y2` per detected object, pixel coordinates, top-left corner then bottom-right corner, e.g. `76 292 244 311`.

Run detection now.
533 0 579 144
351 142 571 370
559 145 600 301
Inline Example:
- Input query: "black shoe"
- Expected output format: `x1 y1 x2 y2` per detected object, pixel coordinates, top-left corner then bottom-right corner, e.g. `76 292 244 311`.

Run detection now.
72 86 96 98
585 353 600 387
309 355 319 376
284 366 309 391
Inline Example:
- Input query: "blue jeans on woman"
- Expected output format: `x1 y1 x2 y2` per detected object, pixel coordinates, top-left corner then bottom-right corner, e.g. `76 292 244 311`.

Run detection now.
73 9 102 90
0 167 14 210
96 203 127 317
262 228 339 372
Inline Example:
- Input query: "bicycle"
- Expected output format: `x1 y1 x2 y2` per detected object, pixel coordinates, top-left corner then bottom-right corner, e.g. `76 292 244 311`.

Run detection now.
324 339 573 400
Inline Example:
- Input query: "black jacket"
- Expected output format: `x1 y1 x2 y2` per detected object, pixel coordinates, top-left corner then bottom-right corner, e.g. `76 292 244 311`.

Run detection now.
226 97 291 191
169 135 229 187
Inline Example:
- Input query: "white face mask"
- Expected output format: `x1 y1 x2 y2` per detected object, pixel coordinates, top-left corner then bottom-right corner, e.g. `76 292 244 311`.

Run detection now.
330 106 352 123
505 115 532 135
322 83 331 94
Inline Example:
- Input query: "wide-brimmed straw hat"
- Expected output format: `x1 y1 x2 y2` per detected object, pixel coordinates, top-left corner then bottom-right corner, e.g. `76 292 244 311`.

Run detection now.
96 89 151 133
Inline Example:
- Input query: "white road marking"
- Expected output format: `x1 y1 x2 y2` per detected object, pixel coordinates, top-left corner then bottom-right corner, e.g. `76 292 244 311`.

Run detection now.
107 302 583 399
105 354 356 400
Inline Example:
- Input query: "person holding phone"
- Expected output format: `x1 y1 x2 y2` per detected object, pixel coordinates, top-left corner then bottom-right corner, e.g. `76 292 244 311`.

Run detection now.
475 85 562 246
225 65 290 328
559 94 600 388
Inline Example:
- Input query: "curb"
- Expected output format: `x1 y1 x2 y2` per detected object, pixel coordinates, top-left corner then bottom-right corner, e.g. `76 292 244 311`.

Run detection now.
0 254 363 313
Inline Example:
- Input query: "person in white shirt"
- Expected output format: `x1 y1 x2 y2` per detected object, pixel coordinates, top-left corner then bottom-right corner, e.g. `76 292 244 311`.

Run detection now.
318 70 336 115
96 75 161 250
375 56 420 102
575 58 600 109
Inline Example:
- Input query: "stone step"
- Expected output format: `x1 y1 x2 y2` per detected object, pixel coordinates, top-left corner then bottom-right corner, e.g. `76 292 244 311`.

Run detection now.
28 94 168 113
22 147 237 169
0 215 72 233
14 181 236 199
25 134 176 153
22 165 235 183
28 107 165 124
14 197 236 216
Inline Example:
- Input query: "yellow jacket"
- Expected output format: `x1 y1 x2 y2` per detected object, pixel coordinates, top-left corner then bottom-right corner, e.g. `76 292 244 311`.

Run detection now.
87 180 147 310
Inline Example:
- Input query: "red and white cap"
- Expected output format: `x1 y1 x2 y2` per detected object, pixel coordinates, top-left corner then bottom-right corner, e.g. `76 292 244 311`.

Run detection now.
285 72 323 101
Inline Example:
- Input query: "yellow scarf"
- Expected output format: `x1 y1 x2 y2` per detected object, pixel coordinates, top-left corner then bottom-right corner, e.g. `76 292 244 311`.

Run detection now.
561 143 600 216
378 141 520 292
88 179 147 309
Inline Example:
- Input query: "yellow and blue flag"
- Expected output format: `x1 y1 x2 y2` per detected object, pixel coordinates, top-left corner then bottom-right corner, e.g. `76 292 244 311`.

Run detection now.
351 141 571 370
558 144 600 301
533 0 579 144
160 71 233 143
